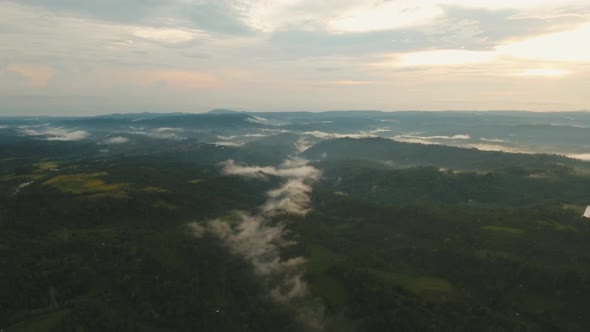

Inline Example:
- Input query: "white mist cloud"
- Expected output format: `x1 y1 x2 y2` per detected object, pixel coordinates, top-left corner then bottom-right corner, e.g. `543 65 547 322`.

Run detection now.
209 212 303 275
392 134 533 154
220 158 321 181
217 135 239 140
187 222 206 238
302 128 390 139
393 133 471 144
213 141 245 147
10 181 34 197
246 115 275 125
481 137 506 143
128 128 181 139
154 127 184 132
271 274 308 303
295 137 313 153
217 133 269 144
263 178 314 216
20 126 89 141
102 136 129 144
464 143 528 153
243 133 269 137
221 157 321 215
192 212 308 301
191 156 322 305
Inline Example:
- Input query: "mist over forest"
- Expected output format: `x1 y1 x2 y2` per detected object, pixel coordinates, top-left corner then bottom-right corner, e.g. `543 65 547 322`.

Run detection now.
1 110 590 331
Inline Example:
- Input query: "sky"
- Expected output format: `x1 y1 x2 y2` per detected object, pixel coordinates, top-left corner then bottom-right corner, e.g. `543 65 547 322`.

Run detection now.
0 0 589 115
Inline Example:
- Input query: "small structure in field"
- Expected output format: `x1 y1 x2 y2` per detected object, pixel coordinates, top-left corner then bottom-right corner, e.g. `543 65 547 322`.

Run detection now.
583 206 590 219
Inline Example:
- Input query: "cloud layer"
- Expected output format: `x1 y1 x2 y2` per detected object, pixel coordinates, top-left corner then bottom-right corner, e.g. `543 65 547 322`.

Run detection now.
1 1 589 114
19 126 89 141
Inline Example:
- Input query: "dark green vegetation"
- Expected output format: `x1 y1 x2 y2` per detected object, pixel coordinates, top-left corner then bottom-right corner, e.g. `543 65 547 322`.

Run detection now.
1 111 590 331
298 167 590 331
1 151 302 331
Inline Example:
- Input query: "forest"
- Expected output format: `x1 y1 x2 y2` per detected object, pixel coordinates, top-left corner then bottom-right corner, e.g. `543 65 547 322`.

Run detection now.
1 112 590 331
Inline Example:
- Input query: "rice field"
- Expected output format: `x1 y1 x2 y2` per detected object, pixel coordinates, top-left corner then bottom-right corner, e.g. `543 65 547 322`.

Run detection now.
43 172 131 197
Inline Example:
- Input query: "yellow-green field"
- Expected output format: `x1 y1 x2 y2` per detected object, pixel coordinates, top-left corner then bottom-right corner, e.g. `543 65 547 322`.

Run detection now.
144 186 168 193
368 268 454 296
0 173 44 182
474 249 519 261
43 172 131 197
7 309 70 332
154 200 178 210
535 219 578 232
481 225 524 237
561 203 586 215
34 161 59 172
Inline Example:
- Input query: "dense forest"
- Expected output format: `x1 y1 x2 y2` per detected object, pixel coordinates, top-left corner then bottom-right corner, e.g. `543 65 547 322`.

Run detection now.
1 112 590 331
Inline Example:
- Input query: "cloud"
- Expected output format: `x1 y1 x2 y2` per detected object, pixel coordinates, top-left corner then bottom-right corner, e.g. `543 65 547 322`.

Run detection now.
480 137 506 143
263 178 314 215
208 212 302 275
133 27 204 44
128 127 181 139
295 137 313 153
465 143 527 153
10 181 34 198
302 128 390 140
154 127 183 132
203 212 309 302
115 69 221 90
221 157 321 216
213 141 245 147
328 1 444 33
246 115 271 125
187 221 206 238
12 0 251 35
12 0 167 23
237 0 589 34
270 275 308 303
393 23 590 69
190 211 306 300
497 23 590 62
1 1 590 113
3 64 55 88
515 68 570 77
393 133 471 143
397 50 497 67
329 80 373 85
566 153 590 161
220 159 321 181
19 126 89 141
217 135 239 140
102 136 129 144
392 134 532 154
192 156 322 308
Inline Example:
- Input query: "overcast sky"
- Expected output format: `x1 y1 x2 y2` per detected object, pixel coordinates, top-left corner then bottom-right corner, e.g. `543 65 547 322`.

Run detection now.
1 0 589 115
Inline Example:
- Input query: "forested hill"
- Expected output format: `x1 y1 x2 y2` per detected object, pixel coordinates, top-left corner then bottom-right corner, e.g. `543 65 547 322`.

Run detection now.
303 137 590 171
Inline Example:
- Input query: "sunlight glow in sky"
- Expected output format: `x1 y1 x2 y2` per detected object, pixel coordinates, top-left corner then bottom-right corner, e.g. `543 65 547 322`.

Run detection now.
516 69 570 78
0 0 589 114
